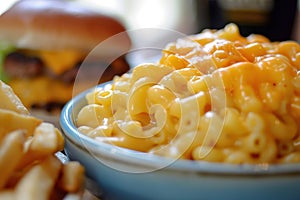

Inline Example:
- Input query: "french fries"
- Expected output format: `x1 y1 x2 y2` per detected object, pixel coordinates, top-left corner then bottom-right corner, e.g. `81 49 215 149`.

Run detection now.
0 130 25 189
0 108 41 139
0 80 85 199
15 155 62 200
59 162 85 193
0 80 29 115
16 122 65 171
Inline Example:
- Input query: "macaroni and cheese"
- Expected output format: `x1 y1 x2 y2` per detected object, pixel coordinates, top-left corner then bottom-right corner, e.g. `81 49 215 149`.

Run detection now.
76 24 300 164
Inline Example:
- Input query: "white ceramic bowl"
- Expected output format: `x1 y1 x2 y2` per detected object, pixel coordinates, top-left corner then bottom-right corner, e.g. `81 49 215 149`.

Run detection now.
60 83 300 200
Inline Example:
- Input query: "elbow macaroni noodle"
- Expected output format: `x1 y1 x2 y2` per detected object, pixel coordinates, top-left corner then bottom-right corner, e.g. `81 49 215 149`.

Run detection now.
76 24 300 164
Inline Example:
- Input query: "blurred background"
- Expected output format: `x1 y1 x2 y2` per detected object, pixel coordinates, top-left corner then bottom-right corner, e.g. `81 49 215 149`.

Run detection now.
74 0 300 41
2 0 299 44
72 0 300 66
2 0 299 65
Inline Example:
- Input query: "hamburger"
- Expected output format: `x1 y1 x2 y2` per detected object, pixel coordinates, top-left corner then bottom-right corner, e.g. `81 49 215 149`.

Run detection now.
0 0 131 113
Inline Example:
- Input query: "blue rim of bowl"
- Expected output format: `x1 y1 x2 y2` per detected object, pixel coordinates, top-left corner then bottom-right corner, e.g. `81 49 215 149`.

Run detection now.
60 82 300 176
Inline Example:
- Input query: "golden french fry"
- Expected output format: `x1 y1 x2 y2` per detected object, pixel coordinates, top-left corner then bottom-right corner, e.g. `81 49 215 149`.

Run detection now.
0 80 29 115
30 122 60 154
17 123 63 169
15 155 62 200
0 130 26 189
59 161 85 193
0 109 41 141
16 152 44 171
4 162 35 189
29 123 64 153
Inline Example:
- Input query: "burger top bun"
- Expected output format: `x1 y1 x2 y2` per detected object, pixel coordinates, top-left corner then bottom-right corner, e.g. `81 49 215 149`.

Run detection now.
0 0 131 57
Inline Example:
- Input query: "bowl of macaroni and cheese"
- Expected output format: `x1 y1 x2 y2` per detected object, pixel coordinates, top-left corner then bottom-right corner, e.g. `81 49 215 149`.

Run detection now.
60 24 300 200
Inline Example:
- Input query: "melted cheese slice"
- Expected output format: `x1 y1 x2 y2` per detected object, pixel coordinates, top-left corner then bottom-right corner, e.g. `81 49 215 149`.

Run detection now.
38 50 85 74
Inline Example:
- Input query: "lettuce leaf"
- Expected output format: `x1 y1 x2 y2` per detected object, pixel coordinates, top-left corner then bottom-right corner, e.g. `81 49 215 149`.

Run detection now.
0 43 15 82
